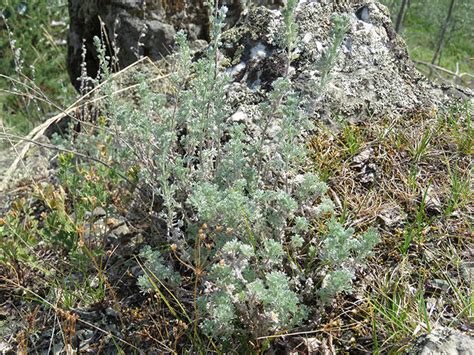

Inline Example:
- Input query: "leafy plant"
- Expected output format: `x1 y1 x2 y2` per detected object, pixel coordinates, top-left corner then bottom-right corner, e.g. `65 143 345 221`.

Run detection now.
0 198 40 280
85 2 379 346
318 14 351 93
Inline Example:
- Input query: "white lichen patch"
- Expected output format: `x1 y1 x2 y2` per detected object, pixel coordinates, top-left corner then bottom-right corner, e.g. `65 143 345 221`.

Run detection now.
250 42 268 59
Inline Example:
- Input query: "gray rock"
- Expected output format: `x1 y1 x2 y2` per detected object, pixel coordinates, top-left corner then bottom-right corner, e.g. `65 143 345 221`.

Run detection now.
106 217 131 236
91 206 107 218
412 327 474 355
67 0 282 91
67 0 177 91
105 307 119 317
220 1 472 122
67 0 473 118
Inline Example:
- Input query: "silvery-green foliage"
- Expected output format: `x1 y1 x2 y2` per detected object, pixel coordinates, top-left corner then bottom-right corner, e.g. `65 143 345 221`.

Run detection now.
354 228 379 260
322 219 378 265
188 180 258 234
318 219 379 301
322 219 360 264
137 246 182 291
261 239 284 265
294 217 309 233
201 240 307 339
297 172 328 201
93 36 111 83
282 0 299 65
301 13 351 113
291 234 305 248
201 291 236 336
318 14 351 92
85 1 379 344
319 269 354 301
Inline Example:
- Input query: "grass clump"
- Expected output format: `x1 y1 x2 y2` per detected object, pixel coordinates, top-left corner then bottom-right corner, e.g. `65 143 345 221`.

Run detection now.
309 100 472 352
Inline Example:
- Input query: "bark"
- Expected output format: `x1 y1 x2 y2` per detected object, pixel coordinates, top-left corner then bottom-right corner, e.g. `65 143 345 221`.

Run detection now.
431 0 456 65
395 0 409 33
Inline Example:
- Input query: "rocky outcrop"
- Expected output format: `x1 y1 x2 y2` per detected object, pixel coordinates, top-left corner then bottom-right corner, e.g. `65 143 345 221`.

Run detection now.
67 0 282 91
218 1 470 122
68 0 471 120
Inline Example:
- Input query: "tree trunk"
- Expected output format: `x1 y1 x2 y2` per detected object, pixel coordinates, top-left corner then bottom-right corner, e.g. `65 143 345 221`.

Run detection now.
431 0 456 65
395 0 409 33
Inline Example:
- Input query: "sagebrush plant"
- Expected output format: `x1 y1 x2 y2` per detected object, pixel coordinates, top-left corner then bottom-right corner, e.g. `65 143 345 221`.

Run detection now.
300 13 351 114
64 0 379 346
318 14 351 93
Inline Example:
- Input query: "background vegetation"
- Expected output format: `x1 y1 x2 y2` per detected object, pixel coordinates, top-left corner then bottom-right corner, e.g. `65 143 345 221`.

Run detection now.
381 0 473 82
1 0 73 135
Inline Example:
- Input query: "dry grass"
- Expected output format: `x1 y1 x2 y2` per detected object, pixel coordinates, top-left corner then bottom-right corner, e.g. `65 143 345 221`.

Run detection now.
307 105 473 353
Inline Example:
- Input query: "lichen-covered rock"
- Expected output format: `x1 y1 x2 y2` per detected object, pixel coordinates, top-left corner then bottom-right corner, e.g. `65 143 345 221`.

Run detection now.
68 0 471 119
411 327 474 355
220 0 471 122
67 0 282 90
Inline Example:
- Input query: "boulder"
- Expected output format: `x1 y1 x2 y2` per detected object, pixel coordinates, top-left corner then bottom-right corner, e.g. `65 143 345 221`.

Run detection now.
412 327 474 355
67 0 282 91
219 0 471 122
67 0 471 119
